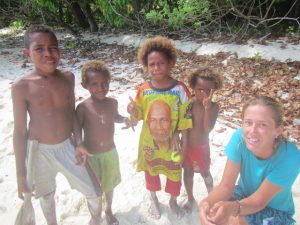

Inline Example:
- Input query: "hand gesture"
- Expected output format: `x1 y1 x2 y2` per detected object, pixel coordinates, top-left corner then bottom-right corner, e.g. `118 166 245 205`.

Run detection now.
75 144 91 166
122 117 135 131
127 96 138 118
202 89 215 109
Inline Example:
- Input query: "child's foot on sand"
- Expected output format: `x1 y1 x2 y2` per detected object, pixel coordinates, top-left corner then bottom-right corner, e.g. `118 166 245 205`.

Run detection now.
183 199 196 214
105 210 119 225
169 198 184 219
148 197 161 219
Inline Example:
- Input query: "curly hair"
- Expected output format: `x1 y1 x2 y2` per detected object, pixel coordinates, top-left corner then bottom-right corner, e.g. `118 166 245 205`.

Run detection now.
81 60 111 84
137 36 177 70
24 24 58 48
188 66 223 90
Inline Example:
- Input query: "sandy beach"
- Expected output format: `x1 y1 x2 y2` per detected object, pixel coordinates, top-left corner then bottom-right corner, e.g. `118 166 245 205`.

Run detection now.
0 28 299 225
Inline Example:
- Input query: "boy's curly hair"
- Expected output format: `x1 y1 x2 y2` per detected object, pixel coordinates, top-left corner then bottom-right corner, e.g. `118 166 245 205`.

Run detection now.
81 60 111 84
24 24 58 48
188 66 223 90
137 36 177 70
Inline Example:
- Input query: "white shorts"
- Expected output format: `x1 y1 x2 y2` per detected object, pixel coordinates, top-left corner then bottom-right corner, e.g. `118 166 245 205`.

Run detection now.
29 139 101 199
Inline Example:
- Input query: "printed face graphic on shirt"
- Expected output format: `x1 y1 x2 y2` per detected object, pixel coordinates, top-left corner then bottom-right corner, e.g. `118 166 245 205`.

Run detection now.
147 100 172 149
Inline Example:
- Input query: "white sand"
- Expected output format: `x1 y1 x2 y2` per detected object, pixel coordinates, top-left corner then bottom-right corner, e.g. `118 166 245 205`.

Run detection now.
0 29 299 225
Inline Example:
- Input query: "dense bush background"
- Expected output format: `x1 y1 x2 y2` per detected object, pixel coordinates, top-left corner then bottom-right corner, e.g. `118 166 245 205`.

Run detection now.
0 0 299 38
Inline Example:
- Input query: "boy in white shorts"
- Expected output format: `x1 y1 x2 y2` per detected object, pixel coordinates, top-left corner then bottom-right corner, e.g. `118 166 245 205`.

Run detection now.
12 24 102 225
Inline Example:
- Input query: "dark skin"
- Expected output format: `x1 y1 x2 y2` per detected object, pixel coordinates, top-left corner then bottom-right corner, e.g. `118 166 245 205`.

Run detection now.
11 32 75 200
127 51 187 219
75 71 132 160
188 78 219 146
76 97 125 154
184 77 219 213
75 71 132 225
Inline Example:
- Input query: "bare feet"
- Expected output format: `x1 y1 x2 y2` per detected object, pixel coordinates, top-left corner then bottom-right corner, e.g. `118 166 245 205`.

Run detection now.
105 210 119 225
148 196 161 220
169 198 184 219
183 199 196 214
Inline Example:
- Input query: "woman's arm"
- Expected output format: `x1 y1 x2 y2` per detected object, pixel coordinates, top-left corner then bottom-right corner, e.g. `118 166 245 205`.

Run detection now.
205 167 282 225
235 179 282 216
199 159 240 224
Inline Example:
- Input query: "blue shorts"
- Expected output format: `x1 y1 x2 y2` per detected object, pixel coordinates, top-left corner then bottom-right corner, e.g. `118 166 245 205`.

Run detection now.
231 186 296 225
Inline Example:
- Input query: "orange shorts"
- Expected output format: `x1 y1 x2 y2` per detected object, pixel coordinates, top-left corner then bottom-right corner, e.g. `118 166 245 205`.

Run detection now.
144 171 181 197
183 143 210 173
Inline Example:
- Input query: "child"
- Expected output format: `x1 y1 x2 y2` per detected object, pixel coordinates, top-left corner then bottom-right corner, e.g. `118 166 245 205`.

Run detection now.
183 66 223 213
127 36 192 219
75 60 133 225
11 24 102 225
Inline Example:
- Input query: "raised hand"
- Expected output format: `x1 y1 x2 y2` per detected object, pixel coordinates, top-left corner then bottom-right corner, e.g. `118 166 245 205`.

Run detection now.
127 96 138 118
202 89 215 109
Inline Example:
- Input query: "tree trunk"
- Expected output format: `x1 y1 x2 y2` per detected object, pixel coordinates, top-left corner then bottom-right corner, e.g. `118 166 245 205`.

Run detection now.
78 2 98 32
69 1 89 28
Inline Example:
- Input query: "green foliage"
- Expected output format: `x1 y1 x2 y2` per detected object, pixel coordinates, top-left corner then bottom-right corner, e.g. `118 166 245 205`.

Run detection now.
254 52 262 61
145 0 211 31
32 0 60 13
9 20 27 30
66 39 76 49
0 20 5 29
145 10 164 26
95 0 130 28
286 25 300 37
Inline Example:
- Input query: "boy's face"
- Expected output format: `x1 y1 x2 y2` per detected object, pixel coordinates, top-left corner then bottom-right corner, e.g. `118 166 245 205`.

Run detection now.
82 71 109 101
193 77 216 101
147 51 172 80
23 32 60 75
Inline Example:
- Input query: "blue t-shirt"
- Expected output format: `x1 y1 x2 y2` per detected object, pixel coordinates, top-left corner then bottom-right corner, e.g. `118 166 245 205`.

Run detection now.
225 128 300 215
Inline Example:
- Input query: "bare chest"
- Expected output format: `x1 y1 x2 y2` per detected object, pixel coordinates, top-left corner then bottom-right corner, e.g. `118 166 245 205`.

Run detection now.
28 78 72 109
84 102 116 127
191 103 205 128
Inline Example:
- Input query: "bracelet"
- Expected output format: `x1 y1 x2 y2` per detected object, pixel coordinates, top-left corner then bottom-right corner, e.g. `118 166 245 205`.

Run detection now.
234 200 241 217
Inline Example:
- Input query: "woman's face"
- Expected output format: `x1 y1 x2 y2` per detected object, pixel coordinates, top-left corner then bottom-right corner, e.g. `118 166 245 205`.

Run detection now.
242 105 282 158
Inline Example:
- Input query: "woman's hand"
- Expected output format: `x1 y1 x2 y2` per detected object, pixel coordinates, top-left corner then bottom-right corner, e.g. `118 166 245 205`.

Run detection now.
199 201 216 225
207 201 235 225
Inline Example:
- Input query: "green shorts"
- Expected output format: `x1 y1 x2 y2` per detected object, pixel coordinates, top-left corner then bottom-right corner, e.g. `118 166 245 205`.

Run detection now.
88 148 121 193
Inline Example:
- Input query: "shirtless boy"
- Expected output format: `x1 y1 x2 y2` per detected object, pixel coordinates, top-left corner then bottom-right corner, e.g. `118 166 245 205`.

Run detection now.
12 24 101 225
75 60 133 225
183 66 223 213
